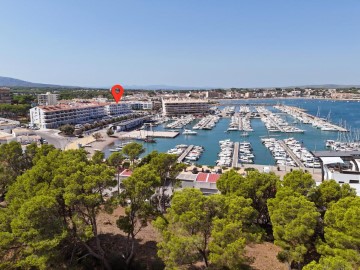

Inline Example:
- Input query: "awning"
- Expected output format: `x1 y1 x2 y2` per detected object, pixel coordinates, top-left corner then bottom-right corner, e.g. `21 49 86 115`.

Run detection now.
320 157 344 165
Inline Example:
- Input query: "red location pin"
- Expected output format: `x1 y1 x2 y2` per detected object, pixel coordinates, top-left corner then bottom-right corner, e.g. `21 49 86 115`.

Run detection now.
111 84 124 103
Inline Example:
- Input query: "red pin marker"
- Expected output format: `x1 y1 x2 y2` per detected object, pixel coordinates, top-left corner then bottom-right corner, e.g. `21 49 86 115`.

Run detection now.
111 84 124 103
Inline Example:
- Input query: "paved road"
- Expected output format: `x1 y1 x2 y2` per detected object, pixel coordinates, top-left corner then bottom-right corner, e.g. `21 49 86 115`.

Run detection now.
34 129 75 150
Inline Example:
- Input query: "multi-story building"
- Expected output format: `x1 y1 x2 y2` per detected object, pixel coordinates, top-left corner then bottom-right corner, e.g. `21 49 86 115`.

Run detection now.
0 87 12 104
30 102 131 129
130 101 153 110
162 98 210 116
37 92 58 105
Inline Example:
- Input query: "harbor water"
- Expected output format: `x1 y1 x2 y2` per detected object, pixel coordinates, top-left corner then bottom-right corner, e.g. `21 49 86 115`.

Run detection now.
103 99 360 166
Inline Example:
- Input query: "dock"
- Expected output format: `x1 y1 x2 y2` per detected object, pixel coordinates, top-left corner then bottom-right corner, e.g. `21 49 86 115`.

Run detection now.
178 145 194 163
278 140 304 168
120 130 179 139
277 105 348 132
232 142 239 168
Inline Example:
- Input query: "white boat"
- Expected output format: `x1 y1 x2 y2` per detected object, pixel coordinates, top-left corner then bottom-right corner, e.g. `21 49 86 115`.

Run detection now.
182 129 197 135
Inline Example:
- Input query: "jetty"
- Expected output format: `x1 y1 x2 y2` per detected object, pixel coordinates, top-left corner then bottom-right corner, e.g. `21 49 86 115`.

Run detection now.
276 105 348 132
177 145 194 163
120 130 179 139
232 142 239 168
278 140 304 168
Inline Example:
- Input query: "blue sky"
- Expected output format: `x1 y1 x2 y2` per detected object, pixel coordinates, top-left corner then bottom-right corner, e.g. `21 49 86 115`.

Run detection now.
1 0 360 88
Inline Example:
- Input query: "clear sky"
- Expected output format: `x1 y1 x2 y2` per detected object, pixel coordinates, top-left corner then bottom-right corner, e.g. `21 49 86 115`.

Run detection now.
1 0 360 88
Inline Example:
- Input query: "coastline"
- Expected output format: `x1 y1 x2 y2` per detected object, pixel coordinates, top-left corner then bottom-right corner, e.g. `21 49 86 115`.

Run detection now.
214 97 360 102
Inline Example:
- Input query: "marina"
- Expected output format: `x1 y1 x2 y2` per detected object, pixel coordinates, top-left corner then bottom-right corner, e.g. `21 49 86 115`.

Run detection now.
274 104 348 132
102 99 360 168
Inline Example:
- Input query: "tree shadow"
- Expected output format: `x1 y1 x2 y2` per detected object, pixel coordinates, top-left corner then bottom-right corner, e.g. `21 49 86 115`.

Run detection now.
89 233 164 270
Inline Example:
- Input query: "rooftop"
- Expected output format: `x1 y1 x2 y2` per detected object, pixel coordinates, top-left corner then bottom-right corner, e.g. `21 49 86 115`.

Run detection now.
162 98 209 104
37 102 127 112
312 151 360 158
120 169 132 177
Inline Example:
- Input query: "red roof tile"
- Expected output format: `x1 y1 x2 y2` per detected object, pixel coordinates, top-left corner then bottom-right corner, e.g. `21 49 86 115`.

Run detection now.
196 173 208 182
208 174 220 183
120 169 132 177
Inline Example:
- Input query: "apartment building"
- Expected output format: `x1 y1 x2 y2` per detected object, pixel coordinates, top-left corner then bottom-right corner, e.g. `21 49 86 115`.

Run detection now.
130 101 153 110
162 98 210 116
0 87 12 104
37 92 58 105
30 102 131 129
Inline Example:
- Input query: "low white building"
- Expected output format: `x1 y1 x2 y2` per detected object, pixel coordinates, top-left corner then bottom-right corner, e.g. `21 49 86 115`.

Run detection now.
312 151 360 195
30 102 131 129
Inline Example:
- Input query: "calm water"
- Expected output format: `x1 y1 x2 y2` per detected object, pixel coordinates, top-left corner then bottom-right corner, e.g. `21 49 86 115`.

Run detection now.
103 99 360 166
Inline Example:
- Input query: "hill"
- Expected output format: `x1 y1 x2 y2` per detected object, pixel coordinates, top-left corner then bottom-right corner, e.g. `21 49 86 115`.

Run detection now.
0 76 68 88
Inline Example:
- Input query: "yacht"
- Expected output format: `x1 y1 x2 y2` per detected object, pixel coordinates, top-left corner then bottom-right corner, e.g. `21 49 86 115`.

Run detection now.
183 129 197 135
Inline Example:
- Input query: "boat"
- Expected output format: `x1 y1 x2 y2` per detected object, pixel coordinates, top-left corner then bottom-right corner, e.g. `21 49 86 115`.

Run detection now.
182 129 197 135
240 132 249 137
144 136 156 143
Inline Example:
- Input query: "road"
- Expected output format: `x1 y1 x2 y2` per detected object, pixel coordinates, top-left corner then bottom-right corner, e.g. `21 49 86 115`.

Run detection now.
34 129 76 150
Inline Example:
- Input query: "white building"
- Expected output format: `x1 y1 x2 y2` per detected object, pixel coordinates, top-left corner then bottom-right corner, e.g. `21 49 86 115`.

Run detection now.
162 98 210 116
130 101 153 110
37 92 58 106
313 151 360 195
30 102 131 129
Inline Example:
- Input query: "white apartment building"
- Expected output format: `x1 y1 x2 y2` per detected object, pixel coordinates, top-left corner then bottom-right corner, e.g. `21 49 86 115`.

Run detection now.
30 102 131 129
162 98 210 116
130 101 153 110
37 92 58 106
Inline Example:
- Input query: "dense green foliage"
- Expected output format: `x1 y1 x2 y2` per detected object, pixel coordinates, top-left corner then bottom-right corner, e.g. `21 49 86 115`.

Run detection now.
0 146 116 269
154 189 260 269
0 141 358 270
217 169 279 228
12 94 36 104
268 189 320 268
122 142 145 164
59 124 75 135
0 103 30 118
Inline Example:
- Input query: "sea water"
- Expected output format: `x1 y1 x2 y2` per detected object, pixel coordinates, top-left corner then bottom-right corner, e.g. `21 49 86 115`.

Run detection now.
103 99 360 166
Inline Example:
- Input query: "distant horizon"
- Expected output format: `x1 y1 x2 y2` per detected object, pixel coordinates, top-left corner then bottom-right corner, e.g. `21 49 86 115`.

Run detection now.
1 75 360 90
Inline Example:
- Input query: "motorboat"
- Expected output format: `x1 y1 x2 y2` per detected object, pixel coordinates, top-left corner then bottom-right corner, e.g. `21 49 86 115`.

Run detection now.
182 129 197 135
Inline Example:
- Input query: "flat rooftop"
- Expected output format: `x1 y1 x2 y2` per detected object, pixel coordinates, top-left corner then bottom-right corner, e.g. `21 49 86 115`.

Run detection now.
37 102 129 112
312 151 360 158
163 99 209 104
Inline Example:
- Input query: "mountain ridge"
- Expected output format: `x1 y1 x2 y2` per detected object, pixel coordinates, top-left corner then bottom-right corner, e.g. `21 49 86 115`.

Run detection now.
1 76 359 90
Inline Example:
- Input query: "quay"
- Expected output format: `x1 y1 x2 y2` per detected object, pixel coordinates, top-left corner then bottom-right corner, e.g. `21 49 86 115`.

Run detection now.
178 145 194 163
278 140 304 168
277 105 348 132
119 130 179 139
232 142 239 168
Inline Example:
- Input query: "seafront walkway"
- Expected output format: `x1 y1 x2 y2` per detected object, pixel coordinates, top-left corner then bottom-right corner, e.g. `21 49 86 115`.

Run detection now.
120 130 179 139
177 145 194 163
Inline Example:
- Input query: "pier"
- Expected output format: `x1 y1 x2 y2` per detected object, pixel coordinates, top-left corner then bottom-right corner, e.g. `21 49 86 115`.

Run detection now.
232 142 239 168
278 140 304 168
120 130 179 139
259 113 284 132
276 105 348 132
177 145 194 163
